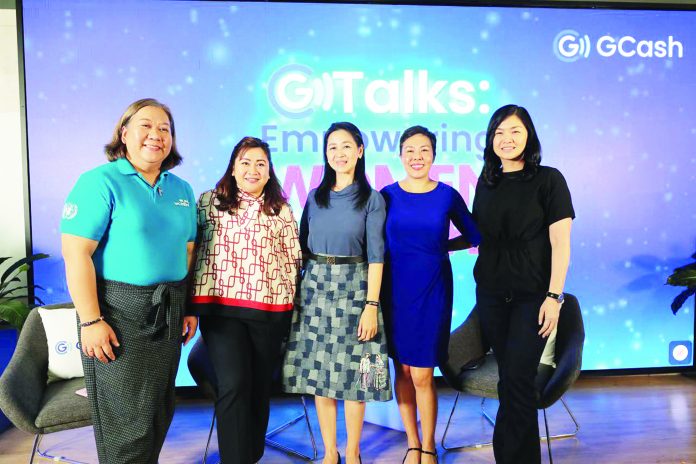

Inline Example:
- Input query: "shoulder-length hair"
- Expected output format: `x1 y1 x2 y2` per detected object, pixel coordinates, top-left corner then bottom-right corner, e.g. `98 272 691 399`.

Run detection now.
104 98 183 171
315 122 372 210
481 104 542 187
214 136 287 216
399 125 437 158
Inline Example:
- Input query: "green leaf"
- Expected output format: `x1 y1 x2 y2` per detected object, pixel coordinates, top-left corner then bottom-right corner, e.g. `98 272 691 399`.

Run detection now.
671 287 696 315
0 276 21 296
0 253 49 284
666 269 696 287
0 285 29 299
0 297 31 330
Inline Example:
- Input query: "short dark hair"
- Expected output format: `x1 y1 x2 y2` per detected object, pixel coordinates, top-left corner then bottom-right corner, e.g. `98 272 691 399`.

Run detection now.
104 98 182 171
399 125 437 159
481 104 541 186
315 122 372 210
214 137 287 216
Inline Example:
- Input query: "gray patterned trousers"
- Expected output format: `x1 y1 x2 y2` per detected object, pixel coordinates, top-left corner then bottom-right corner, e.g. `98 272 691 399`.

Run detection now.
79 279 186 464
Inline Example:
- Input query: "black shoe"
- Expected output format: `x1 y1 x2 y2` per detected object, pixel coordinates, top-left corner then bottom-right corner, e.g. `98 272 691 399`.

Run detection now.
402 447 421 464
422 449 438 463
337 451 342 464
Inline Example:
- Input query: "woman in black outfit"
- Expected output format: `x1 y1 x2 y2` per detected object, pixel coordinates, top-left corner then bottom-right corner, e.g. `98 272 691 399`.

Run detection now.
472 104 574 464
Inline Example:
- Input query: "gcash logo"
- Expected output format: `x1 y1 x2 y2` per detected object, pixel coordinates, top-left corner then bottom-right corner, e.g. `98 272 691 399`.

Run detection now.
555 30 684 62
55 340 79 355
554 30 591 62
267 64 487 119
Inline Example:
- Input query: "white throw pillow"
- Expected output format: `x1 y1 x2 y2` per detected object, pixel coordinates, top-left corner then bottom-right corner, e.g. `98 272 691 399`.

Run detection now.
38 306 84 382
540 327 557 368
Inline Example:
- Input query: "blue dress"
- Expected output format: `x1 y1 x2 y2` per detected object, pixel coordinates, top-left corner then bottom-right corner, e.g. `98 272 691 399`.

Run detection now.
381 182 480 367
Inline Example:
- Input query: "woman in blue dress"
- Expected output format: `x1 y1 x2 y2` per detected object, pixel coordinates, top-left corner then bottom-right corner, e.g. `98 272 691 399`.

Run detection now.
381 126 480 464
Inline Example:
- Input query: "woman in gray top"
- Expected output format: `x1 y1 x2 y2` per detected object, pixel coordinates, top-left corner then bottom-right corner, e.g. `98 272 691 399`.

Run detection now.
283 122 392 464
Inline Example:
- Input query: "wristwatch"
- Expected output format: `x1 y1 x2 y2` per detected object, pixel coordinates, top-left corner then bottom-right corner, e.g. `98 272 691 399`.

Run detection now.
546 291 564 303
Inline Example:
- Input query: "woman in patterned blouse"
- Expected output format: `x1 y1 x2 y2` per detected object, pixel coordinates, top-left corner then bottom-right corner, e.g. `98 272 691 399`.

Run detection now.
189 136 302 464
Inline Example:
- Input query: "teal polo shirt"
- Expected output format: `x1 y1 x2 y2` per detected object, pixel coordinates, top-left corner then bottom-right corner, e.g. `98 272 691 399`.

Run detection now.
60 158 197 285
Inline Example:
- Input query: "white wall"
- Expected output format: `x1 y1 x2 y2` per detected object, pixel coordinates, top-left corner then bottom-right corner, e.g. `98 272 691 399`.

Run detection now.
0 7 27 261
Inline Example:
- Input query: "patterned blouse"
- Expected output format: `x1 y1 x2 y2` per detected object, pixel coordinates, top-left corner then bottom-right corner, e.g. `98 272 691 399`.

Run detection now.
189 189 302 320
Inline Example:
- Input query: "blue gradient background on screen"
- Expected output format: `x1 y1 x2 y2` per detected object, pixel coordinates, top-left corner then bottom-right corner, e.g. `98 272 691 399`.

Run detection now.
22 1 696 385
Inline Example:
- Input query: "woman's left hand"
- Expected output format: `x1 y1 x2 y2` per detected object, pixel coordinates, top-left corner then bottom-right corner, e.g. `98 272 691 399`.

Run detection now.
358 306 378 341
182 316 199 345
538 298 561 338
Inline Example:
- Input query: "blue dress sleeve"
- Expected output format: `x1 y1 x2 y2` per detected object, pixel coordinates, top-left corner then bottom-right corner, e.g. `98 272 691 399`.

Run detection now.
449 188 481 247
365 191 386 263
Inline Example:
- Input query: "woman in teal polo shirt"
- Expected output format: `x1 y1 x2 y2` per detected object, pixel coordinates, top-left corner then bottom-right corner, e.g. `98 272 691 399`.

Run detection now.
61 98 198 464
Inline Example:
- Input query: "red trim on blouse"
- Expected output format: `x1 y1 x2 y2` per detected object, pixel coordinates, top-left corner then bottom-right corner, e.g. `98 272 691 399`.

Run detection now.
190 295 293 312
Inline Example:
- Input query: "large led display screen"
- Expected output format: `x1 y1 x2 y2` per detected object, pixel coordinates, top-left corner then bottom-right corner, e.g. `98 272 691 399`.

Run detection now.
21 0 696 385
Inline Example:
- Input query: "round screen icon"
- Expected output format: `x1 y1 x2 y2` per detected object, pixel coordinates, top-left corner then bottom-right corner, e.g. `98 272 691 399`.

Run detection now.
672 343 689 362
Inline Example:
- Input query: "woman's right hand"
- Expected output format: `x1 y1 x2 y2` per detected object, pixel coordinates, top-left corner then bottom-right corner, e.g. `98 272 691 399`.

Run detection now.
81 321 120 363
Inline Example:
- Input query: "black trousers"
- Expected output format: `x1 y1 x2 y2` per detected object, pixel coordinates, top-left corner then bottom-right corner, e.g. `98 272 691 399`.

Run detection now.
200 314 288 464
476 288 548 464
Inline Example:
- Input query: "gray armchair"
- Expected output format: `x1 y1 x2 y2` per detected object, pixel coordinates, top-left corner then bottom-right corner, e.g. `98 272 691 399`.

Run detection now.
0 305 92 463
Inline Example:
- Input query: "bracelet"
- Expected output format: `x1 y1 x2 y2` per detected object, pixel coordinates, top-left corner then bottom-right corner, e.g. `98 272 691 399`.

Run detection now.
365 300 380 308
79 316 104 328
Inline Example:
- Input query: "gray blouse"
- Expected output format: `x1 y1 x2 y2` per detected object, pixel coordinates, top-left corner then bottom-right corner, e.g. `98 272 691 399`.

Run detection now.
299 183 386 263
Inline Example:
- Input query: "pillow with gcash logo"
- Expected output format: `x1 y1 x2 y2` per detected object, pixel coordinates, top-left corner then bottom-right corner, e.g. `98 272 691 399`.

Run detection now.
38 306 84 383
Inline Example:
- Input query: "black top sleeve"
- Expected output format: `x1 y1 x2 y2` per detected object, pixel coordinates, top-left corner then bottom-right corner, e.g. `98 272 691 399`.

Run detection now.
544 168 576 226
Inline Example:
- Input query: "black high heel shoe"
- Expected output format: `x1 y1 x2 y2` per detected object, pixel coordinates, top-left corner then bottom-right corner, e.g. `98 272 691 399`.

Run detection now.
422 449 438 463
402 447 421 464
337 451 342 464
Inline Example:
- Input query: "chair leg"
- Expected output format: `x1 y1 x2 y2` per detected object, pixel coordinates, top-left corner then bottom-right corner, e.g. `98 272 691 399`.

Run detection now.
441 392 494 452
480 397 496 427
301 395 318 460
440 391 460 450
441 394 580 455
558 397 580 437
264 395 318 461
29 434 40 464
33 432 91 464
203 411 216 464
542 396 580 441
543 409 553 464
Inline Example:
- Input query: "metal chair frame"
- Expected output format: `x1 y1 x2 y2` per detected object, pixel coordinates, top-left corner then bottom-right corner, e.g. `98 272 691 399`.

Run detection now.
441 392 580 454
28 433 91 464
201 395 318 463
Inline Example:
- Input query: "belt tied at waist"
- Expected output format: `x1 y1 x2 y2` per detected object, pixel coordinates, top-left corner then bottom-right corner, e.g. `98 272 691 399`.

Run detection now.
152 281 186 341
98 279 187 341
307 253 365 265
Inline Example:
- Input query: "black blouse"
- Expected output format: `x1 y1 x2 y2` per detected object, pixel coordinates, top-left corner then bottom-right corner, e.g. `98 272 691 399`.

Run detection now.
472 165 575 294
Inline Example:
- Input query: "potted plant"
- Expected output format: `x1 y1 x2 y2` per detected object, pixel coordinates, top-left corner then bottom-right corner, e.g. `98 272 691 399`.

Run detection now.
0 253 48 433
666 251 696 315
0 253 48 329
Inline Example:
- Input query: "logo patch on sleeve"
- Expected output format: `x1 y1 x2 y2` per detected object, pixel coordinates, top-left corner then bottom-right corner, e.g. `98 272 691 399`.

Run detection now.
62 202 78 220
